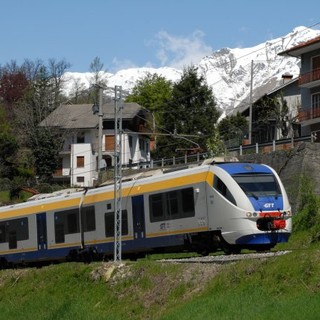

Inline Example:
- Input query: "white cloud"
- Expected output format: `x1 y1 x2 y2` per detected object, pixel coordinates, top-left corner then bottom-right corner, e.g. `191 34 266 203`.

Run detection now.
151 30 213 69
110 57 138 72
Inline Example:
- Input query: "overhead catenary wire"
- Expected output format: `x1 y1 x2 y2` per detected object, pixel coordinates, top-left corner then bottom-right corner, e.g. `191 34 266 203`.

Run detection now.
50 23 320 180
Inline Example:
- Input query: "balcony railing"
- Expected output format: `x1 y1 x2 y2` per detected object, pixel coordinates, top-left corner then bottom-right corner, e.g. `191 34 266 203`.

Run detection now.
299 68 320 86
299 107 320 121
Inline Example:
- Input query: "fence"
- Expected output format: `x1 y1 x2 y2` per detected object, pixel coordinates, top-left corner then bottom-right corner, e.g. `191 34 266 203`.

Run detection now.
227 135 316 156
101 134 319 179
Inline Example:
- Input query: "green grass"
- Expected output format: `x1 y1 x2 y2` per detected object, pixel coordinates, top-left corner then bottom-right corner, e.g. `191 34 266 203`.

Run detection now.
0 190 32 204
0 234 319 320
0 190 9 203
161 237 320 320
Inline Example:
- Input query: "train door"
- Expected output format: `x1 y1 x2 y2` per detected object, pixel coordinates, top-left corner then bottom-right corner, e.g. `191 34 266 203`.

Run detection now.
132 195 146 240
36 213 48 254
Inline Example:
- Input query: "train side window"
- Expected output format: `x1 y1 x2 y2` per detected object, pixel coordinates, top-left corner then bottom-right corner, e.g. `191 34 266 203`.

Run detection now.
82 206 96 232
8 231 17 249
54 212 65 243
54 209 80 243
213 177 236 206
149 194 164 221
0 224 6 243
55 223 65 243
181 188 195 216
167 191 179 217
104 210 128 237
8 218 28 241
67 212 78 234
150 187 195 222
0 217 29 248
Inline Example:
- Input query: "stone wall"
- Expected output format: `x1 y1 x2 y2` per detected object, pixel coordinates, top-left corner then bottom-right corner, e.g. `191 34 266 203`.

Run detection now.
239 142 320 213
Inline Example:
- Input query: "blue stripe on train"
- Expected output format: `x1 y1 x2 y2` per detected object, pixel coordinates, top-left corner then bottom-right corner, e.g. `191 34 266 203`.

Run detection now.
248 195 283 211
0 233 186 263
216 163 273 175
235 232 290 245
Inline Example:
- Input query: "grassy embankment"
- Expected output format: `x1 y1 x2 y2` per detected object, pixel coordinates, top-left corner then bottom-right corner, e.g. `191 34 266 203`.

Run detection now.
1 175 320 319
0 231 319 320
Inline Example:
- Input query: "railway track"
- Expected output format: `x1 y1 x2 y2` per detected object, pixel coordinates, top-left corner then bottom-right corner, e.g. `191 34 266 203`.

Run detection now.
159 250 291 264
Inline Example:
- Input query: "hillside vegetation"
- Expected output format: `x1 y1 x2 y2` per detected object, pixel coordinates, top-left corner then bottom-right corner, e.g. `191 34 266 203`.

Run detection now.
0 231 319 320
1 149 320 319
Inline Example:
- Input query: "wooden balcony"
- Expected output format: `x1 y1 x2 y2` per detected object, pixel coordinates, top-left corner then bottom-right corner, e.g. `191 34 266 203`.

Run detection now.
299 68 320 87
299 107 320 121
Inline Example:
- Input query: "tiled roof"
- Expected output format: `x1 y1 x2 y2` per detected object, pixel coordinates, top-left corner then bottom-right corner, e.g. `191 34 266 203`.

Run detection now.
39 102 143 129
278 35 320 57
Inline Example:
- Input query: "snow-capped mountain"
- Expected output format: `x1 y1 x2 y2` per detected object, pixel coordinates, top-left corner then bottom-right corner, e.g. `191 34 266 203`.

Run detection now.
62 26 320 117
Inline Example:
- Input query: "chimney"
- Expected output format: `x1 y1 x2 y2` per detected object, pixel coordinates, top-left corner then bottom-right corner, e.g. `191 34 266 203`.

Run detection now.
282 72 293 84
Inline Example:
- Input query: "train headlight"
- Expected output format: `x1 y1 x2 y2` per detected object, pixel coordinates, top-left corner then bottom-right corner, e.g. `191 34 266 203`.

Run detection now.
284 210 292 216
246 212 252 217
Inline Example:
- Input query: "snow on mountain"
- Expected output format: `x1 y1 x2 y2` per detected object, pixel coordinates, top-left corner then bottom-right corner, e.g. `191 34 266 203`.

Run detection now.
62 26 320 117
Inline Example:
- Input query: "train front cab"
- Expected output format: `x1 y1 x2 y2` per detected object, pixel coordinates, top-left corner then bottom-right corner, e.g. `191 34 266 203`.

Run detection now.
207 163 292 253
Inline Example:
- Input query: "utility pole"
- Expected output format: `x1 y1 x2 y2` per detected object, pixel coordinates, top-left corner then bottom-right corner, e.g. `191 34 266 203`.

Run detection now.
249 60 253 144
98 86 103 184
92 85 104 185
114 85 123 262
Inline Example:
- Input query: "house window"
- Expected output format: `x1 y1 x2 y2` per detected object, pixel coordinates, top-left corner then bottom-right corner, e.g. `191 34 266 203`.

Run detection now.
139 138 145 151
77 156 85 168
77 176 85 183
312 93 320 118
312 56 320 82
77 132 85 143
105 135 115 151
129 136 133 148
312 55 320 71
312 93 320 109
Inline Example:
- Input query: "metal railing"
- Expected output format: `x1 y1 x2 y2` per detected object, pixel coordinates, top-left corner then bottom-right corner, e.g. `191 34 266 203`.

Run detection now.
227 134 318 156
299 68 320 86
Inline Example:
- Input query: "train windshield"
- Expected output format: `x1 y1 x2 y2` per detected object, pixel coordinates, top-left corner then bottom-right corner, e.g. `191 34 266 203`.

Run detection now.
232 173 281 198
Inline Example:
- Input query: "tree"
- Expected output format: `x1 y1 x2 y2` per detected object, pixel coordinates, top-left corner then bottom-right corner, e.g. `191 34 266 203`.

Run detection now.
89 56 108 106
0 62 29 121
0 104 20 182
218 112 248 146
126 72 173 132
154 66 220 158
12 59 71 182
68 77 90 104
252 93 292 143
30 127 63 182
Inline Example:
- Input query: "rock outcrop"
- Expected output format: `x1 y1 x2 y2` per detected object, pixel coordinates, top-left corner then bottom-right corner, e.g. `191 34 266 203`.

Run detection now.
239 142 320 213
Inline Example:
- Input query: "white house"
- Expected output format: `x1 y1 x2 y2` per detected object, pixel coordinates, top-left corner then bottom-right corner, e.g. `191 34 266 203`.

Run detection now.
40 102 152 187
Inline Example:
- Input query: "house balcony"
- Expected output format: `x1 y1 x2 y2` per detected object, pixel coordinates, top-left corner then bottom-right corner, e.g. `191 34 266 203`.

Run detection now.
299 107 320 125
53 168 71 183
59 144 71 155
299 68 320 88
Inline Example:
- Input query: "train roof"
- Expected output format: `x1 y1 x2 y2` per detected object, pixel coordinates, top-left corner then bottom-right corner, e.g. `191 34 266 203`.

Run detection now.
1 156 244 207
215 162 272 175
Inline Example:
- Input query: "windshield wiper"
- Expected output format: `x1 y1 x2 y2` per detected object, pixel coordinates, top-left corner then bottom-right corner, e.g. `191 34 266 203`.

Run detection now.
248 191 259 200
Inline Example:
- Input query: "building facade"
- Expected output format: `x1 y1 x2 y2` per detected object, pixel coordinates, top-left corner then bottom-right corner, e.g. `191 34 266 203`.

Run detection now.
279 35 320 138
240 76 301 144
40 102 151 187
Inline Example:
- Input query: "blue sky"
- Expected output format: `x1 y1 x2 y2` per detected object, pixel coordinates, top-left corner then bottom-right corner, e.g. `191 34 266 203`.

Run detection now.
1 0 319 73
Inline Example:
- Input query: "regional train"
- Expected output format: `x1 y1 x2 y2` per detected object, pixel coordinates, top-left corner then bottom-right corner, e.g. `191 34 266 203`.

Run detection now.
0 158 292 267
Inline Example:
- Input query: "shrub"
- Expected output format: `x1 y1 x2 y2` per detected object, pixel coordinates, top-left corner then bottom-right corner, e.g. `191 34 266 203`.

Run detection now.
293 175 320 242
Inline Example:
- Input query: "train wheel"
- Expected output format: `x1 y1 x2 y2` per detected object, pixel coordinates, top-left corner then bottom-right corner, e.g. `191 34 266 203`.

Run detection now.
256 246 272 253
0 258 8 269
223 245 241 255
